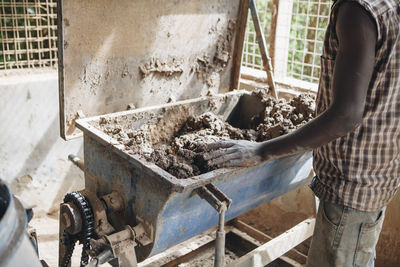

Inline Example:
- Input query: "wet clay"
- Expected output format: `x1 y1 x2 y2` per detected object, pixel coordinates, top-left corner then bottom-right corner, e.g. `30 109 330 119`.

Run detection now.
254 89 315 140
96 91 315 179
139 57 184 77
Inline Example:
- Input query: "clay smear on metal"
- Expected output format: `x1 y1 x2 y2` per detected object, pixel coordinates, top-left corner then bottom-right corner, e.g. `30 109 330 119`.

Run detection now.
92 90 315 179
191 20 236 90
139 57 184 77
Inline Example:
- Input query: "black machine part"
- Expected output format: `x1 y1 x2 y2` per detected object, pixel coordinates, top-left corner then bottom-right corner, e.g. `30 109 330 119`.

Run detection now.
58 185 231 267
59 191 95 267
59 190 153 267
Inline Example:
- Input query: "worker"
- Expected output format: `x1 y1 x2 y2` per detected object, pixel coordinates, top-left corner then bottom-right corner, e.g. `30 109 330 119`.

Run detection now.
204 0 399 266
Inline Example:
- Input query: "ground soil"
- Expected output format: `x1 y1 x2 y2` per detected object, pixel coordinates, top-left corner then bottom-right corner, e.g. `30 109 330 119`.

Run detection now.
177 247 238 267
96 90 315 179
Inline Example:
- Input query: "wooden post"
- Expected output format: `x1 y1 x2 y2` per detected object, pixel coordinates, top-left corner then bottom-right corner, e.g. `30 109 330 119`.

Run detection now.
249 0 278 99
230 0 251 91
267 0 279 70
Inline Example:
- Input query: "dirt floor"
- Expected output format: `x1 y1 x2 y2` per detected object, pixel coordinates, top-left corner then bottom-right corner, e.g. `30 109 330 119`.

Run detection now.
174 247 239 267
95 91 315 179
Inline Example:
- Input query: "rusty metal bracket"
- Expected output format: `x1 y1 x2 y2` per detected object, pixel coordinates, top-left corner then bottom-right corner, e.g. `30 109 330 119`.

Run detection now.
87 225 138 267
87 222 152 267
101 191 125 213
195 184 232 267
196 183 232 212
105 226 138 267
132 219 153 246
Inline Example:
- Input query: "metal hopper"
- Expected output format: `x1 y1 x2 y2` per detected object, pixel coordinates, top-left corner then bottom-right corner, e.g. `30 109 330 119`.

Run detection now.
75 91 312 262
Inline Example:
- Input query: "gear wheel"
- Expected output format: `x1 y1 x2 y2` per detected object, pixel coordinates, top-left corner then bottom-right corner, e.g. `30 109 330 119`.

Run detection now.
60 191 95 267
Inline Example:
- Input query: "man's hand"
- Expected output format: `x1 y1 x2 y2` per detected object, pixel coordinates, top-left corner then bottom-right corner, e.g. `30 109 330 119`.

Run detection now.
203 140 263 168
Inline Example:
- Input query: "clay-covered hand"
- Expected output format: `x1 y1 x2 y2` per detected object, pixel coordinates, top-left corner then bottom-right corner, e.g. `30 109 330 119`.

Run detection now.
203 140 264 168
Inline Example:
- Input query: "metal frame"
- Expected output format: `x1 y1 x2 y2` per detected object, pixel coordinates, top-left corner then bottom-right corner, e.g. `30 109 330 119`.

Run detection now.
137 217 315 266
231 218 315 266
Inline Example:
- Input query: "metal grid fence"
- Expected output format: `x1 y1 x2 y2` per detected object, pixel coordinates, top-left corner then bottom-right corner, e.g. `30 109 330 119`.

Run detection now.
0 0 57 70
242 0 331 84
242 0 273 71
287 0 330 83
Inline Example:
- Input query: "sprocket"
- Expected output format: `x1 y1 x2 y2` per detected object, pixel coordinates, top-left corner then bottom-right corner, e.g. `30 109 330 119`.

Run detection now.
60 191 95 267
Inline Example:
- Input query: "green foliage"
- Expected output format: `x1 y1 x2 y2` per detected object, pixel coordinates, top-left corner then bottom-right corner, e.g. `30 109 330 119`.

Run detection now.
288 0 331 83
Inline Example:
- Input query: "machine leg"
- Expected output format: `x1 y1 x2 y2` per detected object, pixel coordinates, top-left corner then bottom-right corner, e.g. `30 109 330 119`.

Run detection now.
195 184 232 267
214 204 226 267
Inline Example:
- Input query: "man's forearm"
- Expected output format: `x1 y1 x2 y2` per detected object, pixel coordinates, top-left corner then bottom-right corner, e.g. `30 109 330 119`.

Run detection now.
257 104 361 161
204 2 377 169
258 2 377 162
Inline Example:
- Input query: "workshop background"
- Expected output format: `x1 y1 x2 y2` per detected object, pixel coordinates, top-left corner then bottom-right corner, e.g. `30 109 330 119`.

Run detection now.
0 0 399 266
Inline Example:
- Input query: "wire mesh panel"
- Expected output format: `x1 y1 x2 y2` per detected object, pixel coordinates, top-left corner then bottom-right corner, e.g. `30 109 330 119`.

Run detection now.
287 0 330 83
242 0 331 84
242 0 274 71
0 0 57 70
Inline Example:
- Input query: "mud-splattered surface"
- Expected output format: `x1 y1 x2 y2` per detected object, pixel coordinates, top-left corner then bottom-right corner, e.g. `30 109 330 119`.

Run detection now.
139 57 184 77
191 20 236 91
94 91 315 179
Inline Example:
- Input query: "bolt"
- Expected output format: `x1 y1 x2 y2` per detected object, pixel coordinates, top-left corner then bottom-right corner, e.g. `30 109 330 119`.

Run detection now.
102 191 124 213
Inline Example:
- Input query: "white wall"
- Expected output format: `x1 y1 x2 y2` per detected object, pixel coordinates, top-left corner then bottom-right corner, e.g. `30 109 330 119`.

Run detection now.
0 70 84 215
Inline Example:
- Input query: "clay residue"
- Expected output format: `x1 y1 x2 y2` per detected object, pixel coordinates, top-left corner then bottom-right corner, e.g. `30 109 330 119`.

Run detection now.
254 89 315 140
138 19 236 91
95 90 315 179
192 20 236 89
139 57 184 77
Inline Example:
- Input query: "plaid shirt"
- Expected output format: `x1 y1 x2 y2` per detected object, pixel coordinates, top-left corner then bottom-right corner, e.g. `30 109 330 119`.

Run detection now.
311 0 400 211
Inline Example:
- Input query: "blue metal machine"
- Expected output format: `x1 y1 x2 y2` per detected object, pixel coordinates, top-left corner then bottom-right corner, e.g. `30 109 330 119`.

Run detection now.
69 91 312 265
56 1 313 266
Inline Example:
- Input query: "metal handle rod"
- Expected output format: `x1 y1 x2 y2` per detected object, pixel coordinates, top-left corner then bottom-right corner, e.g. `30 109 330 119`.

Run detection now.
195 184 231 267
68 154 84 171
86 249 113 267
214 204 227 267
250 0 278 99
